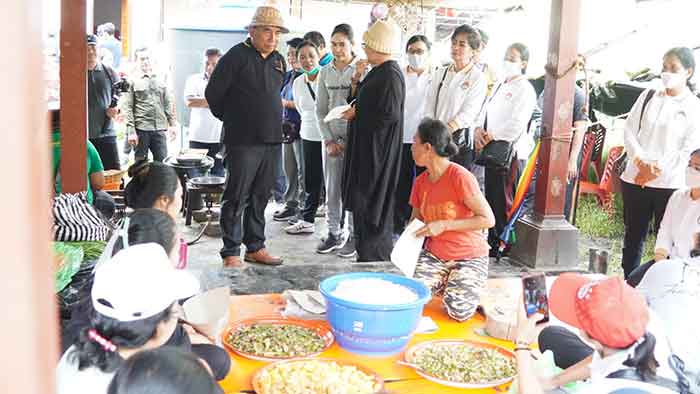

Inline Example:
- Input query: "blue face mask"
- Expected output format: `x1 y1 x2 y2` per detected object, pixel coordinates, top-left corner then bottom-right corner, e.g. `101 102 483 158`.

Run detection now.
319 53 334 67
305 66 320 76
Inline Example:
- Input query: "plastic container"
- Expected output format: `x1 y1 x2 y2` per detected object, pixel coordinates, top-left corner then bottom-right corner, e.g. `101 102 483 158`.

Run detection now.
319 272 431 356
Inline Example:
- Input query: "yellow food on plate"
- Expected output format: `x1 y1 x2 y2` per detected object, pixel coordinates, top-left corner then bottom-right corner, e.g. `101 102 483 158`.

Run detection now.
256 360 381 394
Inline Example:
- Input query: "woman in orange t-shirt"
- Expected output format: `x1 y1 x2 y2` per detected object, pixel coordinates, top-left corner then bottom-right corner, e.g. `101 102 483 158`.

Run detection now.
410 118 495 321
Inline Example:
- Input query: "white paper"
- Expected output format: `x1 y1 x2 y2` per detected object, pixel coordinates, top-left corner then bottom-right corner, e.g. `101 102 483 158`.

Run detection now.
288 290 326 315
390 219 426 278
324 104 352 123
183 287 230 340
415 316 438 334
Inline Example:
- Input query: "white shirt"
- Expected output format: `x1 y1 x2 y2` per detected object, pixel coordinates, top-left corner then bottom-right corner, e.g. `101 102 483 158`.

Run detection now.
424 64 488 131
586 311 675 384
402 66 432 144
56 346 114 394
621 88 700 189
655 189 700 259
637 258 700 375
478 76 537 159
184 73 222 143
577 378 678 394
292 74 323 142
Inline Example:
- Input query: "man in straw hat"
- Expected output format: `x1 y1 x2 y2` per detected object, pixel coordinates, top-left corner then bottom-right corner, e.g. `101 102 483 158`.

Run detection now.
206 6 289 268
341 19 405 262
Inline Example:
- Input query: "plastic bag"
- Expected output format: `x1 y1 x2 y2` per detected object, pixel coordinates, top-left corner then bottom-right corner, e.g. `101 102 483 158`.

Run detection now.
53 242 84 293
508 350 589 394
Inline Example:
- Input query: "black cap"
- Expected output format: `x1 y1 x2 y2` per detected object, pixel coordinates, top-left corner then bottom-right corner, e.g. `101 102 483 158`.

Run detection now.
87 34 98 46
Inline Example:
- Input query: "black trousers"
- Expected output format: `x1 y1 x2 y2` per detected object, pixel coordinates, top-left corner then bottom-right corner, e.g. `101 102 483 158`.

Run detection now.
354 211 394 262
90 136 121 170
538 325 594 369
220 144 280 258
394 143 415 235
621 181 675 278
192 343 232 381
135 129 168 162
485 165 510 248
302 140 323 223
189 141 224 176
164 324 231 381
626 259 656 288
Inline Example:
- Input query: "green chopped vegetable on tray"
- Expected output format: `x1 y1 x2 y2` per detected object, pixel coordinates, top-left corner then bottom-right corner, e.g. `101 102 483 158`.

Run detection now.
226 324 325 358
53 242 84 293
413 344 517 384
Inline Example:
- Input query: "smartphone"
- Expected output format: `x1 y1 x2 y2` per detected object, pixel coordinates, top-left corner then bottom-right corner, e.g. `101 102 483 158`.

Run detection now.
522 273 549 324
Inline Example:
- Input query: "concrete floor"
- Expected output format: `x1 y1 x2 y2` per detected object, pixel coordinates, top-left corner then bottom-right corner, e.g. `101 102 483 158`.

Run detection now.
182 203 529 295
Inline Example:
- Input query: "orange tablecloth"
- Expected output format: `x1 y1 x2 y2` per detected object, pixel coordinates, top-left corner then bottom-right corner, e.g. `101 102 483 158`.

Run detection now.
218 294 515 394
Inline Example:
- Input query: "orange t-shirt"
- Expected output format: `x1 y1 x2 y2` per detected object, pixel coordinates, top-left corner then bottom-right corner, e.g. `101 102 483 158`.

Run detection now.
409 163 490 261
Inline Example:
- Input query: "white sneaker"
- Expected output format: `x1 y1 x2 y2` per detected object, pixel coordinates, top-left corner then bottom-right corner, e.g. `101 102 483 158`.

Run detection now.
285 220 315 234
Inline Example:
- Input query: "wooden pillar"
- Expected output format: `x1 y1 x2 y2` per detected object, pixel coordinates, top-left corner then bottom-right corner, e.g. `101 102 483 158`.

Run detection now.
59 0 88 193
121 0 129 56
0 2 58 394
510 0 581 269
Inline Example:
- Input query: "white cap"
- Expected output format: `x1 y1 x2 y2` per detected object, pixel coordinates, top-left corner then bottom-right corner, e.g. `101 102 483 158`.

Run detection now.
91 243 200 322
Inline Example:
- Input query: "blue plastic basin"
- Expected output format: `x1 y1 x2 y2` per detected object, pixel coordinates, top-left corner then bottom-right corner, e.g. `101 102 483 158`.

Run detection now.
319 272 431 356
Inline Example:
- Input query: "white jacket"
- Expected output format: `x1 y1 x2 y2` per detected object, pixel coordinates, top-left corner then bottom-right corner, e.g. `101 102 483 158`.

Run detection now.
477 76 537 159
402 66 433 144
621 88 700 189
655 188 700 258
293 74 323 142
424 64 488 132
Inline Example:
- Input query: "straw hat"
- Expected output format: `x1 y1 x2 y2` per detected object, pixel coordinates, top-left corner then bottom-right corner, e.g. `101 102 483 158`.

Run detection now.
362 19 400 55
246 6 289 34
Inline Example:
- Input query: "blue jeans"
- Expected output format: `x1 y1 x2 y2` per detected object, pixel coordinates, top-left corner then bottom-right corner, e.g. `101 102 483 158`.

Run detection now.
272 146 286 202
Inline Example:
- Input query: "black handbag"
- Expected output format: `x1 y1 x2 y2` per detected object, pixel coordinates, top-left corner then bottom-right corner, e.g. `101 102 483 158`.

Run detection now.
434 67 475 168
475 139 514 169
451 128 475 169
281 120 300 144
475 104 514 169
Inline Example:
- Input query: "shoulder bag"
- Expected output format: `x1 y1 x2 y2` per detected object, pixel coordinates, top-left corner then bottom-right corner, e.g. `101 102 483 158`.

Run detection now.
474 83 514 169
613 89 655 176
434 66 474 168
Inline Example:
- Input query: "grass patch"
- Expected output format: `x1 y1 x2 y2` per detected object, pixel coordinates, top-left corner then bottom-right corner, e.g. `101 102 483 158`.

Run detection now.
576 194 625 239
576 194 656 272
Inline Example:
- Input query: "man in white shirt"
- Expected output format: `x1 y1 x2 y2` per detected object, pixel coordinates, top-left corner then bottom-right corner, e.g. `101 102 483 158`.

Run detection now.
185 48 224 176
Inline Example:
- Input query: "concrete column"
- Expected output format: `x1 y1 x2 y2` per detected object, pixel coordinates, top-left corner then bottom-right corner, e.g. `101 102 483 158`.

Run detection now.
510 0 581 269
59 0 88 193
0 2 58 394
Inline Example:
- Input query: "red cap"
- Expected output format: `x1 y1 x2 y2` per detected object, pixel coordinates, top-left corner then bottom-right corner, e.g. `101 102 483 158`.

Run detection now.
549 274 649 349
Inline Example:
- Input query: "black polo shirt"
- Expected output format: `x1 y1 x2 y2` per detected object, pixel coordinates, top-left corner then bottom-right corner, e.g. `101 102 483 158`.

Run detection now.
206 38 286 146
87 63 117 139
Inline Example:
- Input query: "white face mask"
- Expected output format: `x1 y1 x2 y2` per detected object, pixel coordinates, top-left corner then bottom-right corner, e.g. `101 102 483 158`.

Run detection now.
687 167 700 187
661 71 686 90
503 60 522 78
407 53 426 70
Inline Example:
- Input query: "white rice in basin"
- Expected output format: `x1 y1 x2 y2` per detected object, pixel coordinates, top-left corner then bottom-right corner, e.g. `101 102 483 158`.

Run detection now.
331 278 418 305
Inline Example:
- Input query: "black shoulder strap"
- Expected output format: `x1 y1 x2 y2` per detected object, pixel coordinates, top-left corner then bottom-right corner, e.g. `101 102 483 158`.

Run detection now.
607 368 684 393
434 66 450 117
482 82 504 131
103 64 118 86
306 81 316 102
637 89 655 135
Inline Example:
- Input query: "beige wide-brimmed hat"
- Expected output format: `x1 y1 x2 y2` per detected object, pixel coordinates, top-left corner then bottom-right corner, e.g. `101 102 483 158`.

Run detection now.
362 18 401 55
246 6 289 34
